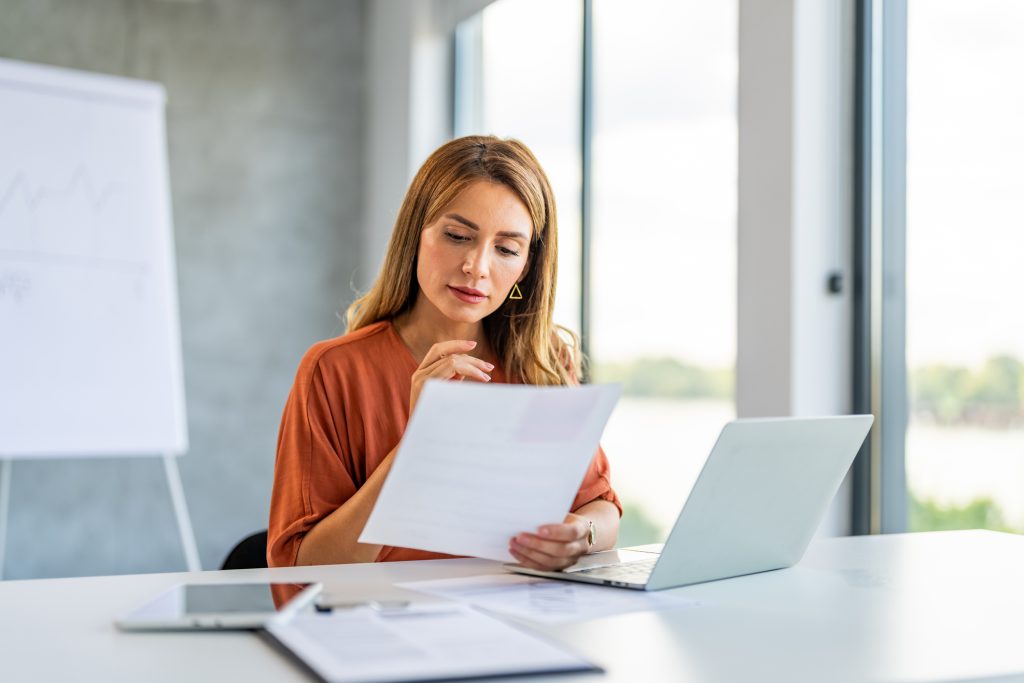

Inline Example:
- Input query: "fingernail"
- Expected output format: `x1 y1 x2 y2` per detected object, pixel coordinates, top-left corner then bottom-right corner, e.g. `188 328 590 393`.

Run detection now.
484 362 495 369
539 528 550 537
467 341 477 346
483 374 491 381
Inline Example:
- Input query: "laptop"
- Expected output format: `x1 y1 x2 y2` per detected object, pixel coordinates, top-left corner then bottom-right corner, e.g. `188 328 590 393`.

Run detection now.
507 415 873 591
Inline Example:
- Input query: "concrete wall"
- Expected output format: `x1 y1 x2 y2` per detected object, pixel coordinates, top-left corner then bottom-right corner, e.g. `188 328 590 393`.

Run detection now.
0 0 365 578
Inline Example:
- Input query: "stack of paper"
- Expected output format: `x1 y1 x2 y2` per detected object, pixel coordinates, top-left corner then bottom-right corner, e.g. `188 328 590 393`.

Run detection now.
264 604 600 683
398 573 699 624
359 381 621 561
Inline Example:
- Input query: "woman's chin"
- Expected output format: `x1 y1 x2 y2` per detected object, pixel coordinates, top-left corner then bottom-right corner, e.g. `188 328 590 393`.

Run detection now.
446 310 487 324
438 303 492 325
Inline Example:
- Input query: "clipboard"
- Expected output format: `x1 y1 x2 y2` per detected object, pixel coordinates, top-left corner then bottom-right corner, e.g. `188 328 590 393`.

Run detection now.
263 602 602 682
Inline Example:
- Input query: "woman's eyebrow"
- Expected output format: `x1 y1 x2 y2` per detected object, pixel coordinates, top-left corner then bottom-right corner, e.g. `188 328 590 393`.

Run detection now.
445 212 529 240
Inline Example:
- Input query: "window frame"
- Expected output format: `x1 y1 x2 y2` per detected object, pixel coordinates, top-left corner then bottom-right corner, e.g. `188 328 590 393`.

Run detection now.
851 0 908 535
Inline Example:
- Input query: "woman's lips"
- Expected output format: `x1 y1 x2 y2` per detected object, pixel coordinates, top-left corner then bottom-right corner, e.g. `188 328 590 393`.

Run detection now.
448 286 487 303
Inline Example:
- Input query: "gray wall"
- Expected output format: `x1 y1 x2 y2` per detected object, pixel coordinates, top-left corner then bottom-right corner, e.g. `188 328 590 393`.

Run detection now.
0 0 365 579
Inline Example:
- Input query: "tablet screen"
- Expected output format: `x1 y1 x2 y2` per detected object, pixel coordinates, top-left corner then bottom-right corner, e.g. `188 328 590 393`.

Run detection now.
121 582 314 625
181 583 309 614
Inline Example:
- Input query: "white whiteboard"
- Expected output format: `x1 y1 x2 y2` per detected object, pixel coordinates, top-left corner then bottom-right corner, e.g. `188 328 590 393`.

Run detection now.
0 59 187 458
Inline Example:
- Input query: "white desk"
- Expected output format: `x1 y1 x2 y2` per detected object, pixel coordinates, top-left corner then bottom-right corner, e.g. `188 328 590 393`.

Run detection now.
2 530 1023 683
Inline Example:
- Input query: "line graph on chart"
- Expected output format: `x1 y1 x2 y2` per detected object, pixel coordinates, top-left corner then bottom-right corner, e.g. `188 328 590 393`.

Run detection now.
0 167 152 302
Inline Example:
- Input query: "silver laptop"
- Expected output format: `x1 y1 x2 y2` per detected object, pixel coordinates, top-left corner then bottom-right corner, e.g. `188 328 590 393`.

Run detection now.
508 415 874 591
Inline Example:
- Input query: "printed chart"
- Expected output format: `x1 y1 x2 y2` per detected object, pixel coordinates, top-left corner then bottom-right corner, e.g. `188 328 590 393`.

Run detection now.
0 59 187 457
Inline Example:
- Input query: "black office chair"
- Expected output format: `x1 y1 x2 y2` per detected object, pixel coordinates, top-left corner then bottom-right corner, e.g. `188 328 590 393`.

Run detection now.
221 530 269 570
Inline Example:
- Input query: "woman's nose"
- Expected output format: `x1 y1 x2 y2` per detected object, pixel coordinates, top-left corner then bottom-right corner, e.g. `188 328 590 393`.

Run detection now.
463 247 490 278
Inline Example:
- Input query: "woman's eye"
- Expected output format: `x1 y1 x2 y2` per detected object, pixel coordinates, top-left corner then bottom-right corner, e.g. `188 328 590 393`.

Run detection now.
445 231 519 257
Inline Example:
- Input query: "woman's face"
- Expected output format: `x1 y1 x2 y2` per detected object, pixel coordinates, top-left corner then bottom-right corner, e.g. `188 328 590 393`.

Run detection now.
415 179 533 325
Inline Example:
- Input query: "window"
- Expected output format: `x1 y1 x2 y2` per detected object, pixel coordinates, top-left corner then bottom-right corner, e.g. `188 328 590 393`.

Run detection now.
588 0 737 545
456 0 738 546
454 0 583 334
903 1 1024 534
861 0 1024 534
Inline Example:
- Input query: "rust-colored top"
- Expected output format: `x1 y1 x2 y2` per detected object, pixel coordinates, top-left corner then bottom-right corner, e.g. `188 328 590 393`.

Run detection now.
267 320 621 567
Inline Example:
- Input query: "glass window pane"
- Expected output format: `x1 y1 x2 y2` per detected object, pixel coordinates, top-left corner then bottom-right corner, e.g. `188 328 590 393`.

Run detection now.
905 1 1024 534
590 0 738 546
455 0 583 334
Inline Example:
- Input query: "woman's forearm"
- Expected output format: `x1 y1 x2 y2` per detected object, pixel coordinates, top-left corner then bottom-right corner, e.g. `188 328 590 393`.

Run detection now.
294 445 398 566
574 499 620 553
295 448 620 564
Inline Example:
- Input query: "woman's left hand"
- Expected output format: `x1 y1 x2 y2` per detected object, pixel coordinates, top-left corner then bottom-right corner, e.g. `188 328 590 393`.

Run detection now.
509 513 591 571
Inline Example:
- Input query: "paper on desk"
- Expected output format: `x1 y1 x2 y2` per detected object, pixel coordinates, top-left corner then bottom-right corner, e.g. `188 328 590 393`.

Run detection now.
264 604 599 683
398 573 699 624
359 380 621 561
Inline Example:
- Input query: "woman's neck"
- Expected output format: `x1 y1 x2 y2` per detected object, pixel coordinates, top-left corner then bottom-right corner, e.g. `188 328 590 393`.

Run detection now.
392 299 496 365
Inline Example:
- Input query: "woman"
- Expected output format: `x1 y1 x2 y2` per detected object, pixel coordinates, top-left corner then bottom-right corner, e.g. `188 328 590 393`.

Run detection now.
268 135 621 572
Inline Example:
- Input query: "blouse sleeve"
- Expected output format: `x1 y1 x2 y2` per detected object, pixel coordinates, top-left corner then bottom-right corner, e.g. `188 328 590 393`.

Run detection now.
267 356 356 567
570 443 623 517
558 344 622 517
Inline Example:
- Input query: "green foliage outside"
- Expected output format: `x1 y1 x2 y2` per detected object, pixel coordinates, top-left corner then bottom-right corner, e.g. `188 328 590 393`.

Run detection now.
617 502 664 548
598 355 1024 538
909 492 1019 534
621 494 1022 542
911 354 1024 427
620 494 1023 544
591 353 1024 426
592 357 733 400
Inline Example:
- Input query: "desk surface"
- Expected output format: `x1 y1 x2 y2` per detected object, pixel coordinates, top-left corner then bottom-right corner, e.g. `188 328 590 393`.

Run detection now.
2 530 1023 683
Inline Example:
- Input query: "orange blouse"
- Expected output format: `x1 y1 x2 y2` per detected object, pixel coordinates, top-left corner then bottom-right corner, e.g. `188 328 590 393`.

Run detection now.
267 320 621 568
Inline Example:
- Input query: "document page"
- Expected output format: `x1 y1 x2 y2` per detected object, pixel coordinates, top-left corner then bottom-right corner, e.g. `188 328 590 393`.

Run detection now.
264 605 599 683
359 381 621 561
399 573 699 623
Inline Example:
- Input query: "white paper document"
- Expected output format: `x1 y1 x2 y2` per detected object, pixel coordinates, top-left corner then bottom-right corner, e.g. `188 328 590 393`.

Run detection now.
264 604 600 683
359 381 621 561
398 573 699 624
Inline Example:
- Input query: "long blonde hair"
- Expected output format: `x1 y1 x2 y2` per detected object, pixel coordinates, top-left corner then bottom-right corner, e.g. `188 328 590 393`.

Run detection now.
345 135 580 386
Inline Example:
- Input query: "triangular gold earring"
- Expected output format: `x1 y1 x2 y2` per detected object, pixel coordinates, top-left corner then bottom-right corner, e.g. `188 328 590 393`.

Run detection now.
509 282 523 300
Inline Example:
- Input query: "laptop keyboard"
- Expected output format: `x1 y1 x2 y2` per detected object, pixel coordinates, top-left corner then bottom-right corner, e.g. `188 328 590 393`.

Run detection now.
571 558 658 583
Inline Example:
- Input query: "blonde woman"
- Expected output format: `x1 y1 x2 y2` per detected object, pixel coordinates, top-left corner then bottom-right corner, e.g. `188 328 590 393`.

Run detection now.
268 136 621 572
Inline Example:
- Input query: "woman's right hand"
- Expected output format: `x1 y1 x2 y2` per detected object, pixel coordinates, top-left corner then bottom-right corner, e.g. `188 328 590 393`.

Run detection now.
409 339 494 414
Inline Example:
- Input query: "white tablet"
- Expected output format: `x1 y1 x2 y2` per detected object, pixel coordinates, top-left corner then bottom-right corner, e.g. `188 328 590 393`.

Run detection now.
115 582 322 631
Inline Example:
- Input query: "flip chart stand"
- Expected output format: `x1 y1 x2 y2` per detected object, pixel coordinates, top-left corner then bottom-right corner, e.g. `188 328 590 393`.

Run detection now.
0 459 10 580
0 454 201 580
